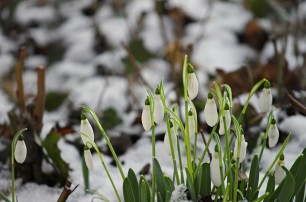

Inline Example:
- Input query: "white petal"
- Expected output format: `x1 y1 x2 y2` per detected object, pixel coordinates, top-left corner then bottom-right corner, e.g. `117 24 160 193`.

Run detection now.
219 118 225 135
142 105 152 131
153 95 164 124
210 152 222 187
219 110 231 135
164 128 176 156
258 88 272 113
84 149 94 172
80 119 95 147
204 98 218 127
15 140 27 164
275 163 286 184
268 124 279 148
187 73 198 100
234 136 248 163
188 115 195 143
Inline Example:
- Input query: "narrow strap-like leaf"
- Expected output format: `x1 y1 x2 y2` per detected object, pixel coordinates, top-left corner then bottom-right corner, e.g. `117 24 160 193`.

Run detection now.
263 174 275 202
128 169 139 202
246 155 259 200
123 178 136 202
153 158 166 202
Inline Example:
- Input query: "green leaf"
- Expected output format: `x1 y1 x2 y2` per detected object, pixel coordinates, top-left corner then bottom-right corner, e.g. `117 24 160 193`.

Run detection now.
41 129 69 185
82 154 90 192
165 191 171 202
164 176 175 193
128 169 139 202
263 174 275 202
276 166 295 202
45 92 67 112
197 163 211 197
0 191 10 202
185 168 197 202
139 176 150 202
291 148 306 196
123 178 136 202
221 84 232 109
153 158 166 202
247 155 259 200
295 182 305 202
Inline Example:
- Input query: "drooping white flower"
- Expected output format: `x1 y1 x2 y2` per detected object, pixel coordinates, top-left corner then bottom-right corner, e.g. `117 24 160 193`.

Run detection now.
204 93 218 127
142 97 152 131
84 146 94 172
275 155 285 184
268 119 279 148
153 91 164 124
80 113 95 147
14 135 27 164
258 81 272 113
164 123 177 156
219 104 231 135
233 135 248 163
210 150 223 187
187 65 198 100
188 110 195 143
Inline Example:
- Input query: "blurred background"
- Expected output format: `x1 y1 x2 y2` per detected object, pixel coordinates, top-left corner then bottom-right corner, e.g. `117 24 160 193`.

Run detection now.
0 0 306 201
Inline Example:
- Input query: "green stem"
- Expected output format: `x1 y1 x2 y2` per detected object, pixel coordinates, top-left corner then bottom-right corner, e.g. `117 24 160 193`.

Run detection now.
176 135 184 184
81 133 121 202
11 128 27 202
81 105 125 179
258 112 273 162
258 133 291 190
238 79 267 124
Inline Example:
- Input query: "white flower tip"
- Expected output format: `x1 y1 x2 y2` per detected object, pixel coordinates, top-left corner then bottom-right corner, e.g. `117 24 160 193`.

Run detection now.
84 149 94 172
187 73 198 100
268 123 279 148
164 128 176 156
14 140 27 164
204 97 218 127
210 152 222 187
258 88 272 113
275 164 286 184
142 105 151 131
153 94 164 124
80 118 95 147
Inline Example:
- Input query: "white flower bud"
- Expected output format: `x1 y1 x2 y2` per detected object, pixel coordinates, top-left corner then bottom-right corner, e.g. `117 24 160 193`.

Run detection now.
204 93 218 127
258 82 272 113
142 99 152 131
80 114 95 148
187 73 198 100
14 137 27 164
219 107 231 135
210 151 222 187
84 147 94 172
153 94 164 124
233 135 248 163
164 126 176 156
268 119 279 148
275 161 285 184
188 112 195 143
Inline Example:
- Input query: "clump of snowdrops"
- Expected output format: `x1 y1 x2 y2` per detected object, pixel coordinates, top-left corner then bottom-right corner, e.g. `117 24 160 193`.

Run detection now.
4 57 306 202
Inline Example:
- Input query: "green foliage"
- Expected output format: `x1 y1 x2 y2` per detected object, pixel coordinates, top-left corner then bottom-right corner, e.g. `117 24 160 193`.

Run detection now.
123 178 136 202
45 92 67 112
100 108 123 131
82 153 90 192
41 129 69 185
153 158 166 202
246 155 259 200
195 163 211 198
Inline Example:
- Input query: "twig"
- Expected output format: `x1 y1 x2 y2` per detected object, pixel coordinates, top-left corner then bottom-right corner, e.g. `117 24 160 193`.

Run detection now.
57 180 79 202
33 66 45 132
287 91 306 115
15 47 26 114
121 43 152 89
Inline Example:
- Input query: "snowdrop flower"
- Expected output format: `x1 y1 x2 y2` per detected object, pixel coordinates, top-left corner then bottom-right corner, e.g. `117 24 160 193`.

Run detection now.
188 110 195 143
80 113 95 148
275 154 286 184
153 88 164 124
219 104 231 135
164 122 176 156
142 97 152 131
233 134 248 163
268 118 279 148
84 145 94 172
210 146 223 187
14 134 27 164
204 93 218 127
187 64 198 100
258 81 272 113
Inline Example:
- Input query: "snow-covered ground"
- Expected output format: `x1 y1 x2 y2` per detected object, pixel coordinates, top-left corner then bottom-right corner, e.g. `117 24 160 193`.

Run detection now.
1 0 306 201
